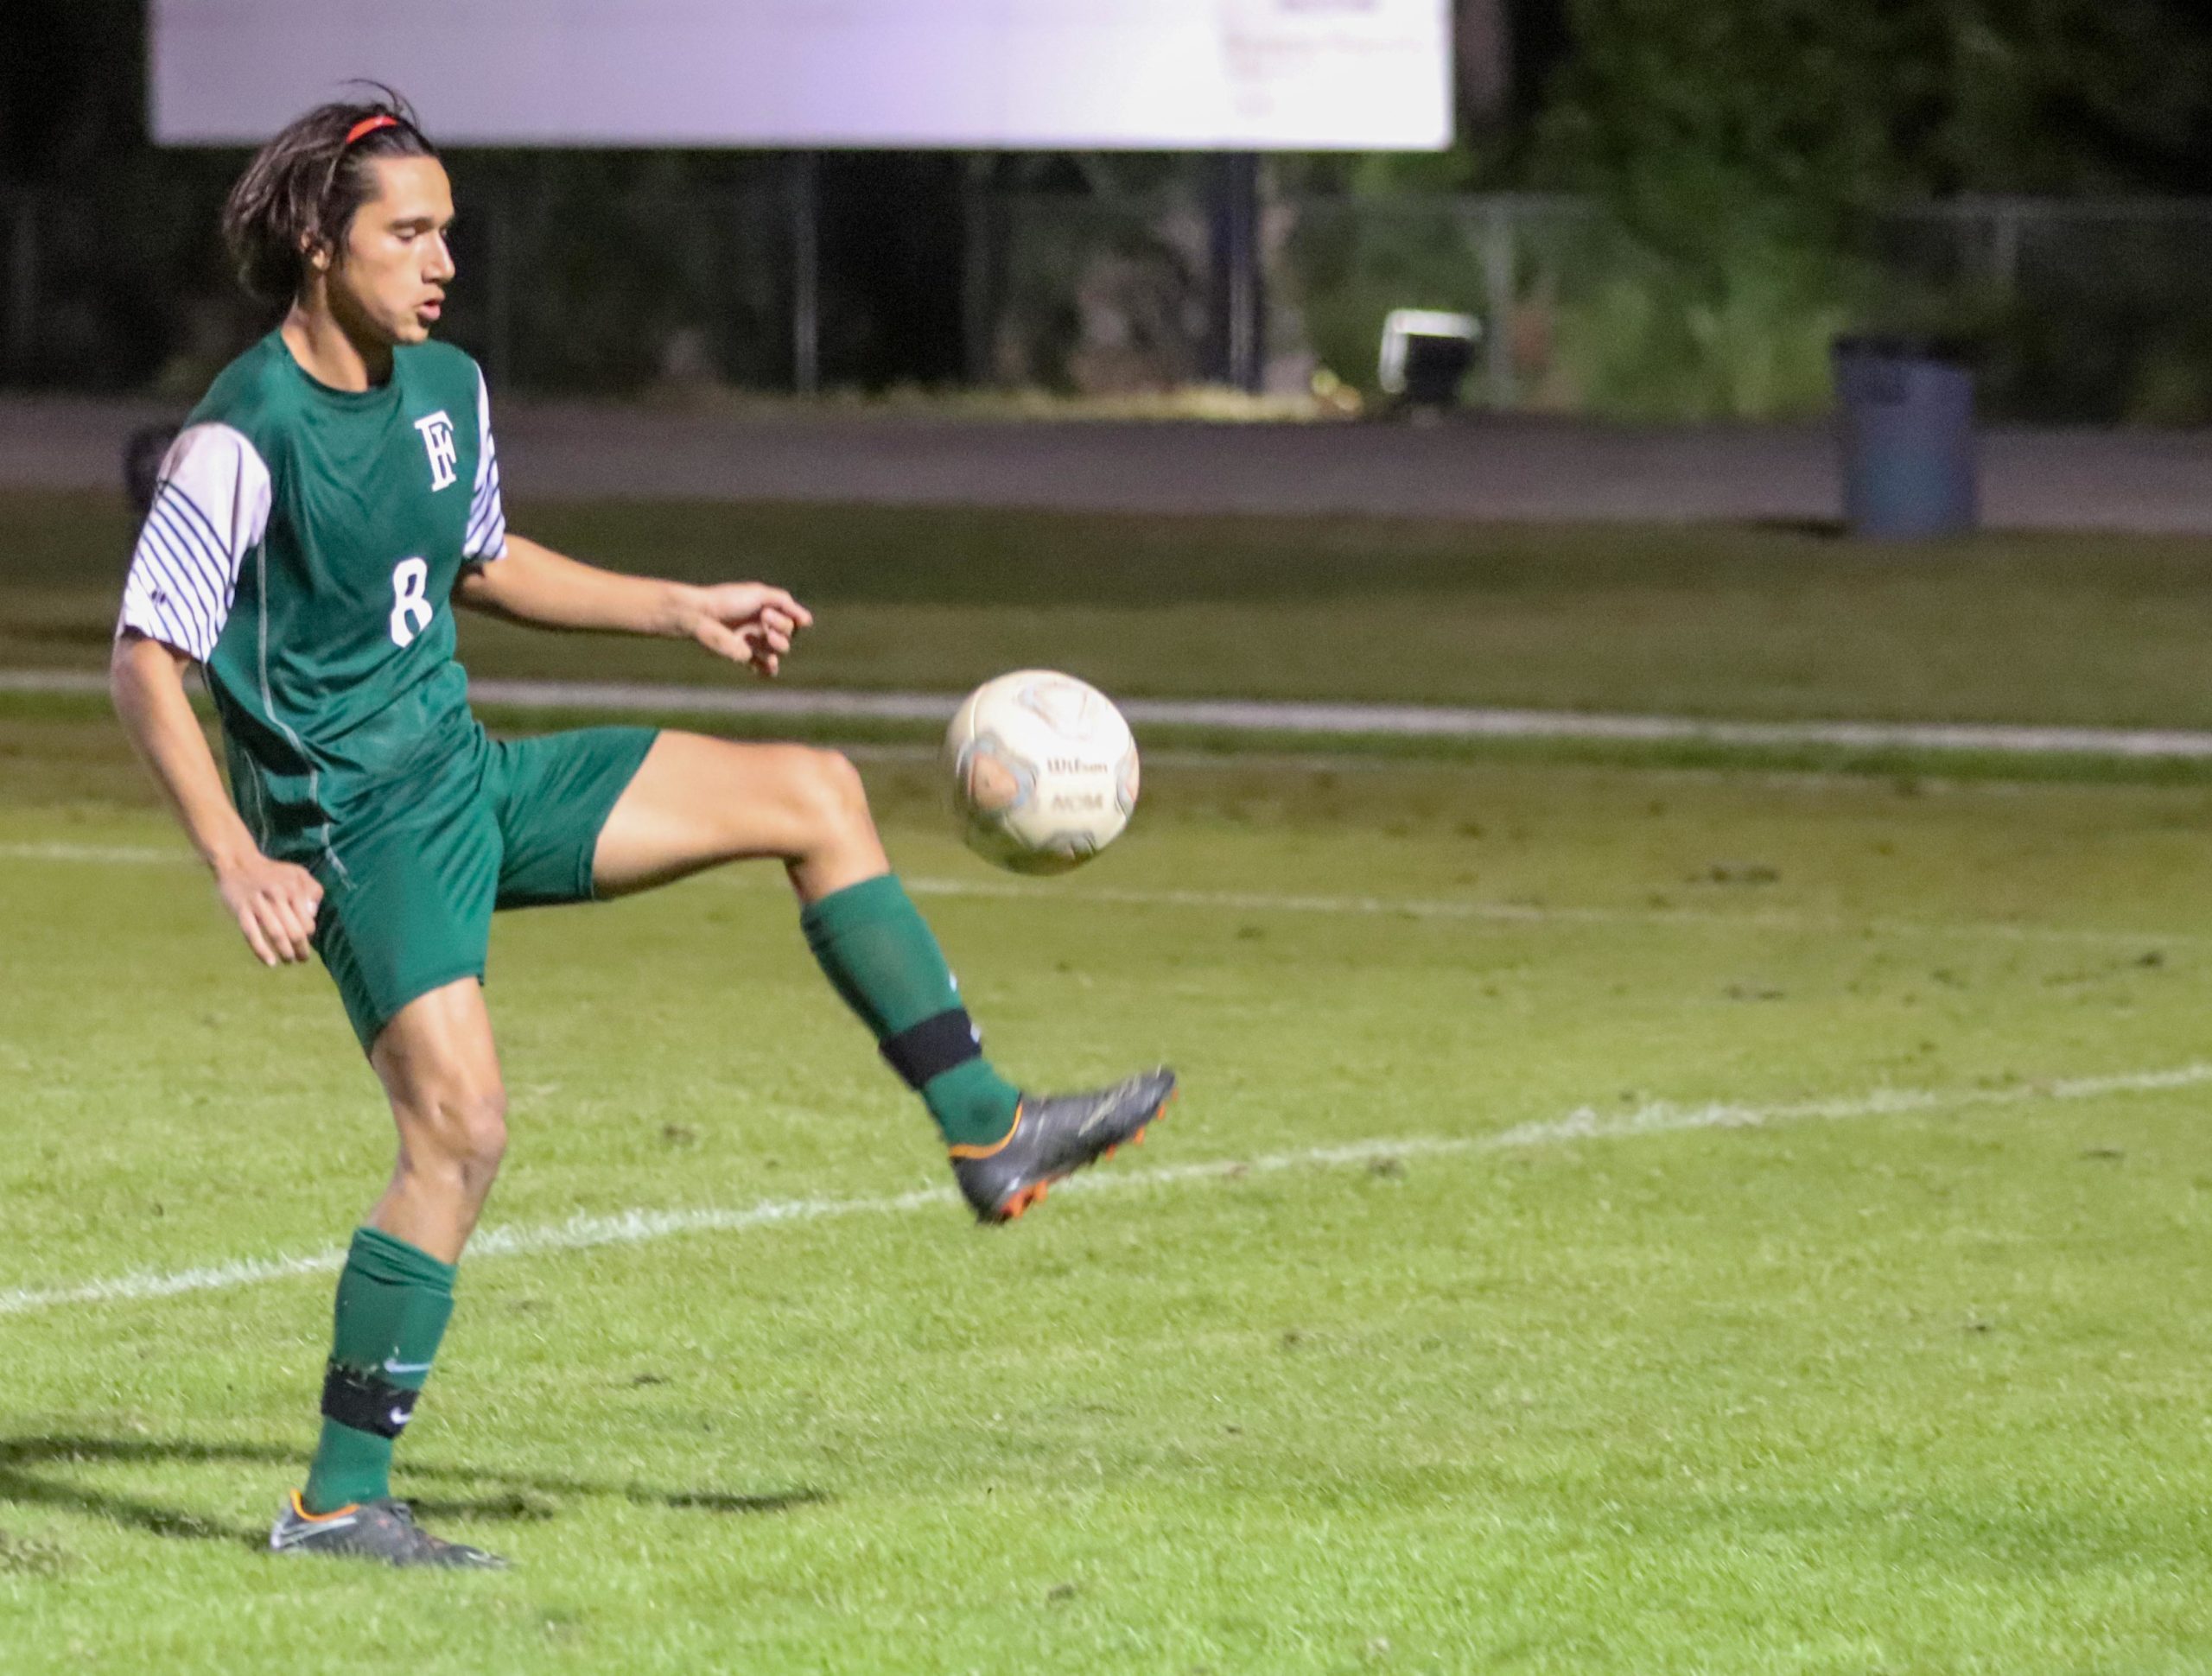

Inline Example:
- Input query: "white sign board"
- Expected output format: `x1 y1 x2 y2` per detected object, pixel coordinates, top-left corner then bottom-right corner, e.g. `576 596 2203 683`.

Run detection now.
150 0 1452 150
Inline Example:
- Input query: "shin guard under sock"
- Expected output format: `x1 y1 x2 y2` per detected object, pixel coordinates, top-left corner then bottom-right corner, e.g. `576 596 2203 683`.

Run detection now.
800 873 1021 1147
302 1226 455 1514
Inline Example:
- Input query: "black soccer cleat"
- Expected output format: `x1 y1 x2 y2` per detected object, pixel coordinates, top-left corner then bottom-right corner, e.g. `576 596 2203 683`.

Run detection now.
269 1490 508 1569
949 1067 1177 1224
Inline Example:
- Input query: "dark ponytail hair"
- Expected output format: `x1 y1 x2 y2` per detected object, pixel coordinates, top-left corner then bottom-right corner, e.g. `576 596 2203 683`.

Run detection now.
219 87 440 305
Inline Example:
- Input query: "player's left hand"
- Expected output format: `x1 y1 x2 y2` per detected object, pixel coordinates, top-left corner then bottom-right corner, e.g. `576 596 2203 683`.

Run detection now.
683 583 813 678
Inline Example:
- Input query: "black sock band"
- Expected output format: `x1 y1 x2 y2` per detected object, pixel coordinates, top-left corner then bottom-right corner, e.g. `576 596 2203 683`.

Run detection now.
321 1364 419 1440
880 1006 983 1089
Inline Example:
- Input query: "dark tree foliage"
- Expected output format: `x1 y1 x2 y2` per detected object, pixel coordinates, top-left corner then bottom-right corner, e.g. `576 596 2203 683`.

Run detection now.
0 0 144 182
1949 0 2212 194
1534 0 2212 213
1518 0 2212 423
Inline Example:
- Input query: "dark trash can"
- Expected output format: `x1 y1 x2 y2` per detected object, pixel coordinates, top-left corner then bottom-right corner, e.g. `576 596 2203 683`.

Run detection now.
1832 335 1978 539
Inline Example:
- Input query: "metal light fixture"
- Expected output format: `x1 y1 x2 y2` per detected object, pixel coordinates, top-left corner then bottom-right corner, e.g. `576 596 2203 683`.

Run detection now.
1378 309 1480 409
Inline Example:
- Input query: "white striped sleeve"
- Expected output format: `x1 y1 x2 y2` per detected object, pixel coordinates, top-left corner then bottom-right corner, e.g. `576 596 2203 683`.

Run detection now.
117 423 270 663
463 365 507 561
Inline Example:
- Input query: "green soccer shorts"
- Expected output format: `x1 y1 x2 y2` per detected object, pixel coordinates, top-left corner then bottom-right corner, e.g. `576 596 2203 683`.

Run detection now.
308 726 659 1051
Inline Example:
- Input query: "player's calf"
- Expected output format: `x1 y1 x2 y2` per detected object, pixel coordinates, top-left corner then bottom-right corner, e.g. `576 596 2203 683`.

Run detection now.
799 871 1177 1218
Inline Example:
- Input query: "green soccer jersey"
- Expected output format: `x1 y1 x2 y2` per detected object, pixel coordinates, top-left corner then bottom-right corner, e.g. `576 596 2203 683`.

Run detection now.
118 331 508 870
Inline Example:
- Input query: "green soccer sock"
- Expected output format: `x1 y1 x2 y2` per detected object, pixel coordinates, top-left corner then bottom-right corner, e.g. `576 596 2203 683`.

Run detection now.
800 873 1021 1148
301 1226 456 1514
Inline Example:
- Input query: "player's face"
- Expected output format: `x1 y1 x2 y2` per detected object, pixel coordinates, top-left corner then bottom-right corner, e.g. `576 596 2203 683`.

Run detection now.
324 156 457 347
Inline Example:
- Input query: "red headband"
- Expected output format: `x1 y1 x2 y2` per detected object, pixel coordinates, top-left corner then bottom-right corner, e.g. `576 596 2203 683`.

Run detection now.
344 113 399 146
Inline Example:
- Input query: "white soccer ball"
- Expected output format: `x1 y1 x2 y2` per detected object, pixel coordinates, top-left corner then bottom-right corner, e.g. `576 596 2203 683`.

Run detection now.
944 670 1140 874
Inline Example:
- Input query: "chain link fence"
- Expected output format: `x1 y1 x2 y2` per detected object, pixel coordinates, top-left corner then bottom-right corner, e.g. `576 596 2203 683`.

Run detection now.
1869 200 2212 422
988 193 2212 423
6 176 2212 422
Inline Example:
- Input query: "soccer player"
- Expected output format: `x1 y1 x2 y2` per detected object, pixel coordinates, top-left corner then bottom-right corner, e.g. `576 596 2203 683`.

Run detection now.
110 94 1174 1569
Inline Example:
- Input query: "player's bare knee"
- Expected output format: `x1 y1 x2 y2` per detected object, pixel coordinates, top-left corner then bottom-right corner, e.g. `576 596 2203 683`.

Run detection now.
766 745 868 851
809 748 873 838
398 1082 508 1192
453 1085 509 1181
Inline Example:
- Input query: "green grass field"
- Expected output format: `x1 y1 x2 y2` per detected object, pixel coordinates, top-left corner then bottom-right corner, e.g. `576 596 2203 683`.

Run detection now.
8 699 2212 1673
17 486 2212 728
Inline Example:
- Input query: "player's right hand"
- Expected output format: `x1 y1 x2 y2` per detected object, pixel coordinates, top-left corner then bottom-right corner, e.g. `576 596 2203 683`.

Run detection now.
215 853 324 968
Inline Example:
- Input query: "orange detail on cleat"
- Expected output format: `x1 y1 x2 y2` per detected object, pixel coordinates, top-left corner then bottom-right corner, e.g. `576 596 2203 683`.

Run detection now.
1133 1127 1147 1145
948 1102 1025 1162
289 1489 360 1523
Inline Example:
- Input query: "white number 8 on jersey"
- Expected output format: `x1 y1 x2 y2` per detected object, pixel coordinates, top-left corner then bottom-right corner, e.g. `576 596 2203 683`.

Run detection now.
389 557 434 648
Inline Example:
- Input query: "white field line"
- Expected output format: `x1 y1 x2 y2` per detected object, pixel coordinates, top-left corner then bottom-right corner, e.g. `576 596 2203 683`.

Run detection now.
4 1061 2209 1322
0 840 195 866
0 838 2196 950
11 666 2212 759
899 874 2204 950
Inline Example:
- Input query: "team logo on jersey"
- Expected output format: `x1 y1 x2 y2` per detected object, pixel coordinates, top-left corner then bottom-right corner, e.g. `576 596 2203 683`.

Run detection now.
414 410 459 492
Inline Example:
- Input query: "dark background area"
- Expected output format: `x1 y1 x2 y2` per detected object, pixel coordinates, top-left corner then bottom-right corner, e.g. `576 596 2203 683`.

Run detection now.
4 1 2212 409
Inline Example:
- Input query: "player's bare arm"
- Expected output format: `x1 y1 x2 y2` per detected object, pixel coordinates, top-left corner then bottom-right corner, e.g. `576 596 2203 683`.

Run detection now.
109 630 321 967
452 535 812 677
